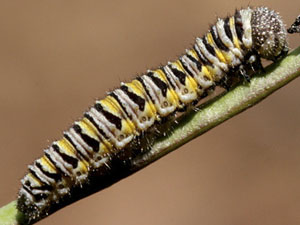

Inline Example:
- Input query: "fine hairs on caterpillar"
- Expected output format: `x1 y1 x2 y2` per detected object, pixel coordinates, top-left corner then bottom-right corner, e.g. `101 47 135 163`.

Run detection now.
17 6 289 224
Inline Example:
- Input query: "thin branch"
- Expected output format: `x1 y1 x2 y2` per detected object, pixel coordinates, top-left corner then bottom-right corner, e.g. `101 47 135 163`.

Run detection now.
0 47 300 225
0 201 23 225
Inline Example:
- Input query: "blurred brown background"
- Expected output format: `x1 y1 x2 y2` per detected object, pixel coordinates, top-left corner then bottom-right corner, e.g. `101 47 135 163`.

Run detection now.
0 0 299 224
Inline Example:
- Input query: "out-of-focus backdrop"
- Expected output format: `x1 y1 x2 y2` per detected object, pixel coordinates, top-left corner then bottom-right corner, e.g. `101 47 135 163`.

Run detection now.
0 0 299 224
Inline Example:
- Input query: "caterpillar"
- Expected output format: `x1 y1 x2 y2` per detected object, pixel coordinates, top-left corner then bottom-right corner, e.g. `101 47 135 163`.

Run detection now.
17 6 288 224
288 14 300 33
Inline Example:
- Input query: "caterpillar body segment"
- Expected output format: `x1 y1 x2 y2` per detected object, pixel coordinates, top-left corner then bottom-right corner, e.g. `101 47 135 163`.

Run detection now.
18 6 288 223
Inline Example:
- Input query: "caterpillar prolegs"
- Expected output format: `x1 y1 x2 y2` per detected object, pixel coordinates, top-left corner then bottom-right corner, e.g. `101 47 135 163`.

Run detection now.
17 6 288 223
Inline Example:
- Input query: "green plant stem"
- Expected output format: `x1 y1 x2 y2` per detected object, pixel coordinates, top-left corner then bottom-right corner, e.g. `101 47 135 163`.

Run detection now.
0 201 22 225
1 47 300 225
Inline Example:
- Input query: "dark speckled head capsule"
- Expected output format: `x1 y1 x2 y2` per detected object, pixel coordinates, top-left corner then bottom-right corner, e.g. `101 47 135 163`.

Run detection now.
251 7 289 61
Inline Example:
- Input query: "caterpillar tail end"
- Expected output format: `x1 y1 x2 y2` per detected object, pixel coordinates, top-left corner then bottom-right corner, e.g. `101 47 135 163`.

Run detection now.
17 193 41 225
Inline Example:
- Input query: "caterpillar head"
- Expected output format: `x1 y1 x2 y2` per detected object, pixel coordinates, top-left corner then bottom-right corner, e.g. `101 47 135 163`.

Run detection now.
251 7 288 61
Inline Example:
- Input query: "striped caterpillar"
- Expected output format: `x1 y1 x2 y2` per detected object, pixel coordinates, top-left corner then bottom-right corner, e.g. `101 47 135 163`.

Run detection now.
17 6 288 223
